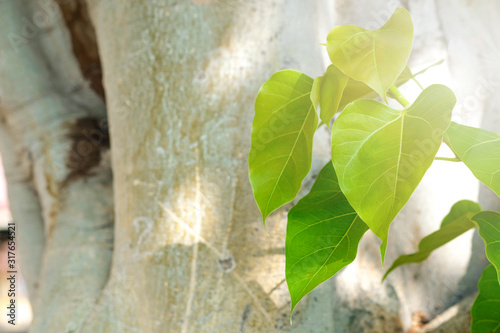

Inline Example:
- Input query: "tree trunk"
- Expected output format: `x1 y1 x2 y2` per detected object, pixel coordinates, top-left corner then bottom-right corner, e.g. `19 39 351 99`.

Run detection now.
83 1 346 331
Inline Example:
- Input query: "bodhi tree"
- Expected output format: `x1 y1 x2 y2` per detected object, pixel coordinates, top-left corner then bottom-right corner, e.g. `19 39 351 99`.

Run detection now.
0 0 499 332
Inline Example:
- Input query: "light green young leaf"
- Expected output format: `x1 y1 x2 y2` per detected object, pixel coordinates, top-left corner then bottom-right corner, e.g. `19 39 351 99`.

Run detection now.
326 7 413 101
444 122 500 197
286 161 368 313
311 65 349 127
312 65 412 125
383 200 481 279
249 70 318 223
472 211 500 284
471 265 500 333
331 84 456 261
338 66 412 112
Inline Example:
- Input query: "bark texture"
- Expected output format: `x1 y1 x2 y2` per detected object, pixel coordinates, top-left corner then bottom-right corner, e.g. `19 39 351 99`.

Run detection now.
85 1 344 332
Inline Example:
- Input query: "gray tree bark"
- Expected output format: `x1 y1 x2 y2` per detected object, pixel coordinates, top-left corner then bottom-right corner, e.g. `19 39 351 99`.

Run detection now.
0 0 498 332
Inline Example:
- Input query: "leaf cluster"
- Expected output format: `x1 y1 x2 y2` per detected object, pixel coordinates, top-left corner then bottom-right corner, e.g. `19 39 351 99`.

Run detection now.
249 8 500 330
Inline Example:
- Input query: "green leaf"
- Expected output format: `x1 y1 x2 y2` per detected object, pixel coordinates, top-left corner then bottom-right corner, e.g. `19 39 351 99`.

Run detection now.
286 161 368 313
472 211 500 284
312 65 412 125
444 122 500 197
441 200 482 227
471 265 500 333
311 65 349 127
249 70 318 222
338 66 412 112
383 200 481 279
326 7 413 101
331 84 456 260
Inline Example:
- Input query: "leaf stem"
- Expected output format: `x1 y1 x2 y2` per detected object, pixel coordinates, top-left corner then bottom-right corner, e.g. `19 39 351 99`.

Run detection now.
412 77 424 91
434 156 461 162
388 85 410 107
413 59 445 77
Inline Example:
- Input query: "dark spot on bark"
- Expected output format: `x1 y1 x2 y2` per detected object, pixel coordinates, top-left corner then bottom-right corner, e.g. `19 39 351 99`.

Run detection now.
63 116 109 186
218 256 236 273
57 0 105 100
239 304 252 333
410 310 429 331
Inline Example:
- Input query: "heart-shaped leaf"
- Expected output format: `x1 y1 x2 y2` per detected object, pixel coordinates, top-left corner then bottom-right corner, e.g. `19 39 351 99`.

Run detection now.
249 70 318 222
472 211 500 284
331 84 456 260
445 122 500 197
311 65 349 127
471 265 500 333
312 65 413 126
326 7 413 101
286 161 368 313
338 65 412 111
383 200 481 279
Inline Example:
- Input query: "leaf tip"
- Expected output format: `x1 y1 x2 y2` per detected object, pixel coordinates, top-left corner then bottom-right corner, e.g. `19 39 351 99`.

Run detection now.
380 241 388 268
260 210 269 226
289 299 299 325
